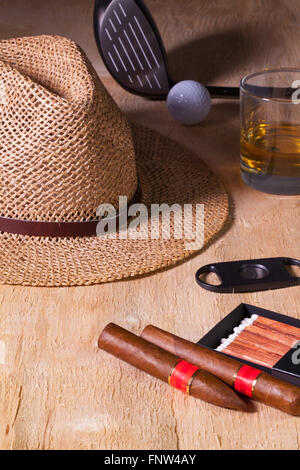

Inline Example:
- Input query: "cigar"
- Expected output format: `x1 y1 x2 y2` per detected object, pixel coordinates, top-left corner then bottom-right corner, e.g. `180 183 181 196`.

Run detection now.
98 323 248 411
141 325 300 416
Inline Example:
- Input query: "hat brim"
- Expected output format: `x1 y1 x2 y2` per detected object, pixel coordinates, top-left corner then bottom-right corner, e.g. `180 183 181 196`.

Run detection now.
0 124 229 286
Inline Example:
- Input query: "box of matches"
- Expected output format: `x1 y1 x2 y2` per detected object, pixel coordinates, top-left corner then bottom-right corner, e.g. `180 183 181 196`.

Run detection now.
198 304 300 386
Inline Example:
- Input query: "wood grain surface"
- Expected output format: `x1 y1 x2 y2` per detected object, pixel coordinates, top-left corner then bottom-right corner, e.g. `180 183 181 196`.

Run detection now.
0 0 300 450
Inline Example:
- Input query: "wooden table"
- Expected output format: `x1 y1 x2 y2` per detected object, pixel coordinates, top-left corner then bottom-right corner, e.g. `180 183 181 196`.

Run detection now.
0 0 300 450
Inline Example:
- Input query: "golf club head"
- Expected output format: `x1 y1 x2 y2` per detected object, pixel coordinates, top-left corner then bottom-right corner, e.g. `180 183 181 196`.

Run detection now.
94 0 172 99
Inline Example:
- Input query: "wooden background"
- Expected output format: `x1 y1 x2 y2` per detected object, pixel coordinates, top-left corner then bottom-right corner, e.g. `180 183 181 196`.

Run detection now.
0 0 300 450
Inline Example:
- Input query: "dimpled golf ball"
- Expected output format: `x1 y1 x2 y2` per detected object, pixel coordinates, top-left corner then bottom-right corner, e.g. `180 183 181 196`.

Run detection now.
167 80 211 125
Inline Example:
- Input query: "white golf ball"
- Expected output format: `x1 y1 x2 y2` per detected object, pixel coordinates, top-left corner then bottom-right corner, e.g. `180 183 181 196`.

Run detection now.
167 80 211 125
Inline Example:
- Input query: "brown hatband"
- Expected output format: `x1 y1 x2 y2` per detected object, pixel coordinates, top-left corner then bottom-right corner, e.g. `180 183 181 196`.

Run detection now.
0 182 142 238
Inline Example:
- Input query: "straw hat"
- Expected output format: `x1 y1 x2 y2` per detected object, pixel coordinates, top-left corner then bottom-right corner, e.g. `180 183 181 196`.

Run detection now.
0 35 228 286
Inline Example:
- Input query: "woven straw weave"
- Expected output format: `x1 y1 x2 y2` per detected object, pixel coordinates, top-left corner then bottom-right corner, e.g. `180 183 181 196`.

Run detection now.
0 35 229 286
0 35 137 221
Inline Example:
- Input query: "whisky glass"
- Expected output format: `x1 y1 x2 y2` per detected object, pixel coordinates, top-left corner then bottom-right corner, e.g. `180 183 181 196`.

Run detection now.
240 69 300 195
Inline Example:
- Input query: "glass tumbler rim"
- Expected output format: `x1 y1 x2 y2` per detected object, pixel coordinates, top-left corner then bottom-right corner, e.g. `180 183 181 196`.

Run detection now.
240 67 300 102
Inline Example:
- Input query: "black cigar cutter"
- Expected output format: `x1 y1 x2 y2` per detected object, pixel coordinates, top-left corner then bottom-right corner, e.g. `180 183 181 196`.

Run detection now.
195 257 300 293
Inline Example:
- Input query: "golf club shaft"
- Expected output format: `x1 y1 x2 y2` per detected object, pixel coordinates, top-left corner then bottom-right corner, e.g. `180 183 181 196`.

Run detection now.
207 86 240 99
183 85 297 100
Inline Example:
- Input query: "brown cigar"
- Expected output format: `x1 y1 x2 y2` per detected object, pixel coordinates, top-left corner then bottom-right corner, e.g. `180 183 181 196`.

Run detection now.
141 325 300 416
98 323 248 411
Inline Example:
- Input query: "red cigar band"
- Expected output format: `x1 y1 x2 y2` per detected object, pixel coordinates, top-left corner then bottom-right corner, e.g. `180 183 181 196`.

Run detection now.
168 360 199 395
233 365 263 398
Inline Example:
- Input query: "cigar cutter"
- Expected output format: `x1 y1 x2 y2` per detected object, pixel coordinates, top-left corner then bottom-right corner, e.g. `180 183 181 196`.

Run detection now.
195 257 300 293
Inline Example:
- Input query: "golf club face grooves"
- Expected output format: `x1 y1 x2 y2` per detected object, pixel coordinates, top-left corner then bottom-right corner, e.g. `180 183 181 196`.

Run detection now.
94 0 171 99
